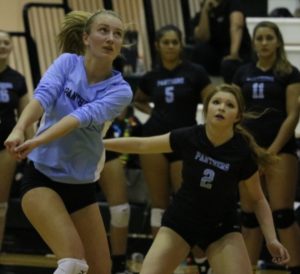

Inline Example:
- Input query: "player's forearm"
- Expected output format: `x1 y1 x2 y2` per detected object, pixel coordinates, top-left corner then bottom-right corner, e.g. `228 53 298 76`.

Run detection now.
269 114 299 154
229 25 243 57
33 115 79 146
194 7 211 41
13 99 43 132
253 198 278 244
104 134 172 154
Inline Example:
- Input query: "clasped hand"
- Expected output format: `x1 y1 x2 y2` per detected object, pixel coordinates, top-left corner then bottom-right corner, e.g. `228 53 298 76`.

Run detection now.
4 129 38 160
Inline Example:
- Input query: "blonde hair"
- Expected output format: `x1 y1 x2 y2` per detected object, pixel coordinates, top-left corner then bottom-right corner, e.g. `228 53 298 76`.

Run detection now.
203 84 278 168
57 9 123 55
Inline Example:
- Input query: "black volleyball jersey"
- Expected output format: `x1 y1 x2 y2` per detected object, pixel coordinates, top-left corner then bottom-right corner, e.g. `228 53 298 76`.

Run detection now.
0 66 27 141
139 60 210 136
233 63 300 146
169 124 257 225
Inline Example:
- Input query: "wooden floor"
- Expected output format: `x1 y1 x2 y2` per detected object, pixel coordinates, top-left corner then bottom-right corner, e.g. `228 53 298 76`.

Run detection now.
0 252 292 274
0 253 55 274
0 252 56 268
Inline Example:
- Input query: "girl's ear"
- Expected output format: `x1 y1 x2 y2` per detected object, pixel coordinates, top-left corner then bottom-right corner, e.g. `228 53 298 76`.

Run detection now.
83 32 89 46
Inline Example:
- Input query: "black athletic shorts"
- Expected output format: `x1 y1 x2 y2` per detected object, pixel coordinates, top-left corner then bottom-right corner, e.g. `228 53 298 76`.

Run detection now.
21 161 98 214
162 209 241 251
255 133 297 157
105 150 120 162
278 138 297 157
0 126 12 150
162 151 182 163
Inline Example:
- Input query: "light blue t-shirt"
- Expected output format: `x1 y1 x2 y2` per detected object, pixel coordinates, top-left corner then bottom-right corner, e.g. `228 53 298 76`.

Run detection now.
29 53 132 184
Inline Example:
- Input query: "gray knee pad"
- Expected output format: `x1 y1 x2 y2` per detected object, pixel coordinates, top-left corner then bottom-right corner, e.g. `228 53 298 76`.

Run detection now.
241 211 259 228
273 208 295 229
150 208 165 228
109 203 130 227
54 258 89 274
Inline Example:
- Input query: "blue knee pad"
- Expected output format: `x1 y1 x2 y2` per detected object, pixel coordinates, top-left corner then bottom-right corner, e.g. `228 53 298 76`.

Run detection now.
241 211 259 228
273 208 295 229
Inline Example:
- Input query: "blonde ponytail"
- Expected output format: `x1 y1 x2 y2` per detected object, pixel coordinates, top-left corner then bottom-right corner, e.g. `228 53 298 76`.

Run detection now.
57 10 91 55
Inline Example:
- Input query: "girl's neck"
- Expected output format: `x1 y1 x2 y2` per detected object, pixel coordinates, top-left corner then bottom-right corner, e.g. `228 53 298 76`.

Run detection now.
0 60 8 73
162 59 182 70
205 123 234 147
256 55 276 71
84 56 113 84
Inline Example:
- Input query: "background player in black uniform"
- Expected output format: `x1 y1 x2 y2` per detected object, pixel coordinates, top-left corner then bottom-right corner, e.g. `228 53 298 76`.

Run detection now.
0 30 33 250
233 21 300 274
192 0 252 83
100 114 130 274
134 24 213 237
99 106 141 274
104 84 290 274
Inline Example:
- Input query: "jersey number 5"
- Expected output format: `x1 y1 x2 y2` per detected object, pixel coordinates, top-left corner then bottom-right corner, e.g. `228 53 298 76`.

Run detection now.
164 86 174 103
0 89 10 103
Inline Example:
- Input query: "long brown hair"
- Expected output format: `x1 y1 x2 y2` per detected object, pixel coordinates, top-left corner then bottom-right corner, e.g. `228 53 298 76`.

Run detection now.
253 21 292 76
202 84 277 168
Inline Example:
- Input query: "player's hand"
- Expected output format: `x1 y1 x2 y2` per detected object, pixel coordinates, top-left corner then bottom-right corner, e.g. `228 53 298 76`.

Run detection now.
266 239 290 265
4 128 25 158
14 139 39 160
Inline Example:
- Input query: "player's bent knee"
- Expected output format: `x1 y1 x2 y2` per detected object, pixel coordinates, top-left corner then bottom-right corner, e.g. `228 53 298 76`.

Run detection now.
110 203 130 227
150 208 165 227
273 208 295 229
0 203 8 218
241 211 259 228
54 258 89 274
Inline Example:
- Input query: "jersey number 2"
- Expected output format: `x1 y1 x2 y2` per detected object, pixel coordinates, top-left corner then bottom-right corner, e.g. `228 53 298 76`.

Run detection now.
200 169 215 189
